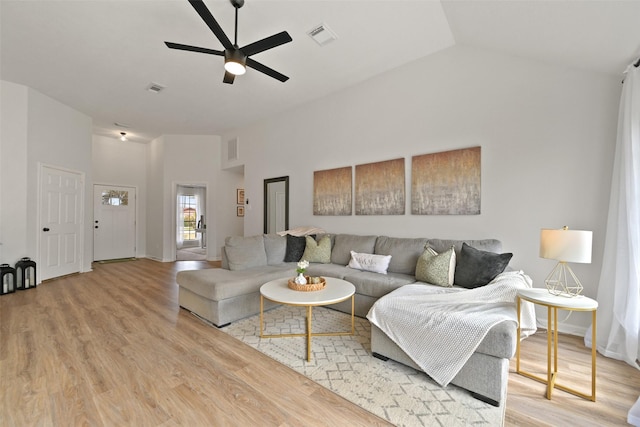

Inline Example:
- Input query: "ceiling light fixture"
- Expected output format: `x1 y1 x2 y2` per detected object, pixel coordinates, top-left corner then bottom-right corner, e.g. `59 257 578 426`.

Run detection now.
120 132 127 142
224 49 247 75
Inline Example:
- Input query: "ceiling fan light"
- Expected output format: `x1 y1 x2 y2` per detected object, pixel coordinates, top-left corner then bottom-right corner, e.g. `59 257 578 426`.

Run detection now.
224 60 246 75
224 49 247 75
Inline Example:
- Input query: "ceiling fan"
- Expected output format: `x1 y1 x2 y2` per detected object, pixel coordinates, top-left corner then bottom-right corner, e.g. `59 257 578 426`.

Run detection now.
165 0 292 84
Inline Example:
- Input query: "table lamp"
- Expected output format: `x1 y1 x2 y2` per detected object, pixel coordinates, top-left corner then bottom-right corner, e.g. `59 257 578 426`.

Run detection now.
539 226 592 297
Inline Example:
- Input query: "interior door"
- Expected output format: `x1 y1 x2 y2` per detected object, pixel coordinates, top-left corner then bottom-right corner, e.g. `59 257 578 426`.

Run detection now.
39 165 83 281
94 185 136 261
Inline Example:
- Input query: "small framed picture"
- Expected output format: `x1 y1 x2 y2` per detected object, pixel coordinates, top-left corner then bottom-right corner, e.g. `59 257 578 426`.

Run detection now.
237 206 245 217
237 189 245 205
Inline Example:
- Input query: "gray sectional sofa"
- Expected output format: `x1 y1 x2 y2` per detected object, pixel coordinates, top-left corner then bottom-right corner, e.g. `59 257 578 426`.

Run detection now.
176 232 522 406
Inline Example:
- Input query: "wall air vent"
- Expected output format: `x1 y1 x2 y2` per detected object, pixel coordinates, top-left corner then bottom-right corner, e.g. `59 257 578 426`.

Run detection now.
307 23 337 46
146 82 166 93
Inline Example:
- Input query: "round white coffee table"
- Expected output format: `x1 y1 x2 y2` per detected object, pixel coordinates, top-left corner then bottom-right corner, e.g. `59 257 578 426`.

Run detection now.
260 277 355 361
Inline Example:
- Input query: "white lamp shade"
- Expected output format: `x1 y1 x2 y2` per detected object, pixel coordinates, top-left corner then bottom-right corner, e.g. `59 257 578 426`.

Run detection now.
540 228 592 263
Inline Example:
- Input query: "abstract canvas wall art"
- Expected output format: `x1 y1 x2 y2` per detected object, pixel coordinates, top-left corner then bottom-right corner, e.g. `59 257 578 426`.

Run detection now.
355 158 405 215
411 146 481 215
313 166 352 215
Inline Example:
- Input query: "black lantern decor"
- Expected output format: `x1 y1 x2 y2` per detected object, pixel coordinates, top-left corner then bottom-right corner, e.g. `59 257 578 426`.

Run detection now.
15 257 36 290
1 264 16 295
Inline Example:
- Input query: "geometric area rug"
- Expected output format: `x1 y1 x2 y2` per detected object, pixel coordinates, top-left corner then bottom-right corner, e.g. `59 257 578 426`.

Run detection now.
219 305 505 427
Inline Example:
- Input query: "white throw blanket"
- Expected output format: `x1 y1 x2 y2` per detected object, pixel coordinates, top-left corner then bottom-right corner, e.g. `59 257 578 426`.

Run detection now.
367 270 537 386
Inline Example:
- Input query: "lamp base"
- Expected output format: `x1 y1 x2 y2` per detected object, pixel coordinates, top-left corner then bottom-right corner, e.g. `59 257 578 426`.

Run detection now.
545 261 583 297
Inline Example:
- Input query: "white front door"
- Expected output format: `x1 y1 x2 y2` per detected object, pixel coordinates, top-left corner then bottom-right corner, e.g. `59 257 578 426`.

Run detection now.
93 185 136 261
39 165 84 281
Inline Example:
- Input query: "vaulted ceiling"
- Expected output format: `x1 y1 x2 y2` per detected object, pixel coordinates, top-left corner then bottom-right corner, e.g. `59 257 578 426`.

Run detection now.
2 0 639 143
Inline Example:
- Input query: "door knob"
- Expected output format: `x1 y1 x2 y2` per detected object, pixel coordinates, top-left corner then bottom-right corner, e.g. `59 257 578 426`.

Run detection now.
43 228 50 232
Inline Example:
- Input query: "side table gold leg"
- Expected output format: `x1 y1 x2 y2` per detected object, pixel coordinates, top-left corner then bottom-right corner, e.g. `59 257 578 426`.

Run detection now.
592 310 597 401
546 306 552 400
516 297 521 373
554 307 559 374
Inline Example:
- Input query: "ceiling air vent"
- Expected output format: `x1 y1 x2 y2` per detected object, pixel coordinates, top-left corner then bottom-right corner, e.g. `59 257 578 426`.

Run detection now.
146 82 166 93
307 23 337 46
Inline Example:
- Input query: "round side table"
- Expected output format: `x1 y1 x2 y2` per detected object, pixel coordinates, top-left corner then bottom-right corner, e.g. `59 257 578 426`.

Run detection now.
516 288 598 401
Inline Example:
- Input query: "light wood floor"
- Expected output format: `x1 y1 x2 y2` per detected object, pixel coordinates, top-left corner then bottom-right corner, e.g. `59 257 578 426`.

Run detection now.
1 259 638 426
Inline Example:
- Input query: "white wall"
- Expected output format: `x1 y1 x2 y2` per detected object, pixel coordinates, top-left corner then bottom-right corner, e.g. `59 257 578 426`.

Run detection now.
223 45 621 334
0 80 93 274
92 135 148 257
146 137 165 261
146 134 221 261
217 166 245 251
0 81 28 263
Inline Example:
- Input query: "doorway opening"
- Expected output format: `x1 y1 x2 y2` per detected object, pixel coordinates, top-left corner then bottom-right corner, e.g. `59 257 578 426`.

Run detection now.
176 185 206 261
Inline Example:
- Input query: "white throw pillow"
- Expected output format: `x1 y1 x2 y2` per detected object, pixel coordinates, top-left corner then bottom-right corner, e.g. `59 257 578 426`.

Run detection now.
348 251 392 274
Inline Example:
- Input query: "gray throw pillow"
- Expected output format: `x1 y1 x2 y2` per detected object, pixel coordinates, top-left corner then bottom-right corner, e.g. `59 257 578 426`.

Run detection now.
454 243 512 289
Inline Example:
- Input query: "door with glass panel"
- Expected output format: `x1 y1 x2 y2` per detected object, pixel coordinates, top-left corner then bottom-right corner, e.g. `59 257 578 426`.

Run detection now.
94 185 136 261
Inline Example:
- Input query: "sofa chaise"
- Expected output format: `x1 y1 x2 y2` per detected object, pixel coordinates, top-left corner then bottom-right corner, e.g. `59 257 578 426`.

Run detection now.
176 232 535 406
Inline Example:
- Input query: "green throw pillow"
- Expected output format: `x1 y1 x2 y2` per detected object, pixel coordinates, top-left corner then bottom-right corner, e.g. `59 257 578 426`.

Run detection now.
415 246 456 287
300 235 331 264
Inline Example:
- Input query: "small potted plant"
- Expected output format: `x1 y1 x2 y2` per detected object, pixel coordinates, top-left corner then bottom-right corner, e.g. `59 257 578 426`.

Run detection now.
295 260 309 284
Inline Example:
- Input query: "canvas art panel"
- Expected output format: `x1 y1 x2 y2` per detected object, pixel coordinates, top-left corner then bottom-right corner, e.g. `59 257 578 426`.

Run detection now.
411 146 481 215
313 166 353 215
355 158 405 215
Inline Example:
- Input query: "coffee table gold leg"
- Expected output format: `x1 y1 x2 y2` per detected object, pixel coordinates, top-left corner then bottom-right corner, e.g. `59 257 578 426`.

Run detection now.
351 295 355 334
307 305 312 361
260 295 264 337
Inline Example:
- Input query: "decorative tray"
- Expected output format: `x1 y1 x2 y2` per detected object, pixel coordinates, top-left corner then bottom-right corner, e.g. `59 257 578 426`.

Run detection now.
288 276 326 292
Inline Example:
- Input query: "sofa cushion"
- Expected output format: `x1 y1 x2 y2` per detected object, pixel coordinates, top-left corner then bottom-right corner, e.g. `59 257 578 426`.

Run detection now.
305 263 362 279
301 235 331 263
177 265 291 301
343 271 416 298
331 234 378 265
263 234 286 265
224 235 268 271
415 246 456 287
454 243 513 288
284 234 307 262
428 238 503 258
348 251 392 274
374 236 429 275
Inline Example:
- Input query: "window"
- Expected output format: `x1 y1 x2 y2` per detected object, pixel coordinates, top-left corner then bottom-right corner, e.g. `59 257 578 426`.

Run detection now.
178 194 197 240
102 190 128 206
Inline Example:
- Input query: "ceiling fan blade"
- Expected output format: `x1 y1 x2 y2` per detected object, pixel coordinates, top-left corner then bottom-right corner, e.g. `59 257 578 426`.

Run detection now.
241 31 292 57
246 58 289 82
223 71 236 84
188 0 233 50
165 41 224 56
